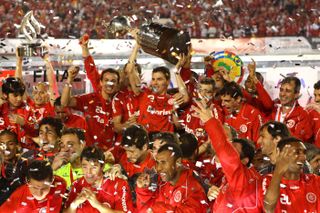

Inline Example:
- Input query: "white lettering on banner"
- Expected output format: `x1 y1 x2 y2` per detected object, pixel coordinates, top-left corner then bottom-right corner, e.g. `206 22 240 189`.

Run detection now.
147 105 172 116
280 194 291 205
121 186 128 212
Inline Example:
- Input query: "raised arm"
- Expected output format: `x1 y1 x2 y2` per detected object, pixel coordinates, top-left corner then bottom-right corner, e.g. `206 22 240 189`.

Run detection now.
15 48 23 79
174 54 190 105
126 42 141 96
61 66 79 108
42 49 59 105
264 145 294 213
192 100 251 189
79 34 101 92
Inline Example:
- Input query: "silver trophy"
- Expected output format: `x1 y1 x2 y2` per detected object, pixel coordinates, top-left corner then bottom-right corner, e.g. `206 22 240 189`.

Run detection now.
107 16 191 65
17 11 46 57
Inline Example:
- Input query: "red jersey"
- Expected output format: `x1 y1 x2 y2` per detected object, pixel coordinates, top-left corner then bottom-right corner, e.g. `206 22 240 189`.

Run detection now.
204 118 264 213
194 156 224 187
84 55 101 92
224 103 263 145
137 88 175 133
73 92 115 150
25 98 55 137
262 174 320 213
63 113 87 131
65 176 133 213
120 151 155 178
242 81 274 121
306 108 320 147
112 89 139 121
180 101 224 145
0 102 32 148
136 169 208 213
270 101 313 142
0 176 66 213
112 88 139 142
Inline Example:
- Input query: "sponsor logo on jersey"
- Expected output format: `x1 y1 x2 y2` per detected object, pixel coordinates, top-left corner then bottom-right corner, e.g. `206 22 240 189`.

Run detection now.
174 190 182 202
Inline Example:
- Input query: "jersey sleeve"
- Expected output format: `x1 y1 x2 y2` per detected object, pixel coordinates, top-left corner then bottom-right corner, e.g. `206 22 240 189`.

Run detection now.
204 118 254 192
292 110 313 142
84 55 101 92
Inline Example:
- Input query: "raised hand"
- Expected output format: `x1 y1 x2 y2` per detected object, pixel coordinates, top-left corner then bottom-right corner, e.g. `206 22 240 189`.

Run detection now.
207 185 221 201
67 66 80 83
191 100 214 123
247 58 258 83
274 145 297 175
105 164 127 181
136 172 151 188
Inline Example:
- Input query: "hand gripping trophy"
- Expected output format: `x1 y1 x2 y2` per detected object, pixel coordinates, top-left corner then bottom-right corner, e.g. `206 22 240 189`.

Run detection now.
107 16 191 65
17 11 47 57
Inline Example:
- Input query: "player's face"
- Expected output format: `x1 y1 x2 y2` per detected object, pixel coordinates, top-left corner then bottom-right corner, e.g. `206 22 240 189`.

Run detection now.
212 72 224 90
198 84 214 103
287 142 307 173
32 83 49 106
0 133 18 162
244 77 256 94
7 93 23 108
81 158 103 184
39 124 59 152
28 178 52 201
54 106 69 121
279 82 298 106
124 145 146 164
59 134 84 163
155 150 178 182
309 154 320 175
258 127 278 156
151 72 169 95
221 94 241 113
100 72 119 95
314 89 320 103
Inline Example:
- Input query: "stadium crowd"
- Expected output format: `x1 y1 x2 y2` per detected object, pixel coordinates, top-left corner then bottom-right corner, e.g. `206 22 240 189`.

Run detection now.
0 0 319 39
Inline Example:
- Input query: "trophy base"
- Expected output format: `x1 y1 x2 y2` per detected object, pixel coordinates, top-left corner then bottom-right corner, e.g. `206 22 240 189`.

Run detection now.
17 43 46 57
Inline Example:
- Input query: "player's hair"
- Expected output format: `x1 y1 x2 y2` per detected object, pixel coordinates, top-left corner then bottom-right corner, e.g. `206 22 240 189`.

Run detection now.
122 125 149 150
39 117 64 138
179 133 198 159
100 68 120 83
0 130 19 144
281 76 301 94
157 143 183 160
2 77 25 96
219 81 243 99
27 160 53 182
314 80 320 90
260 121 290 139
80 146 105 166
199 77 216 90
152 66 170 80
232 138 255 167
61 128 85 142
149 132 178 148
277 137 303 151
